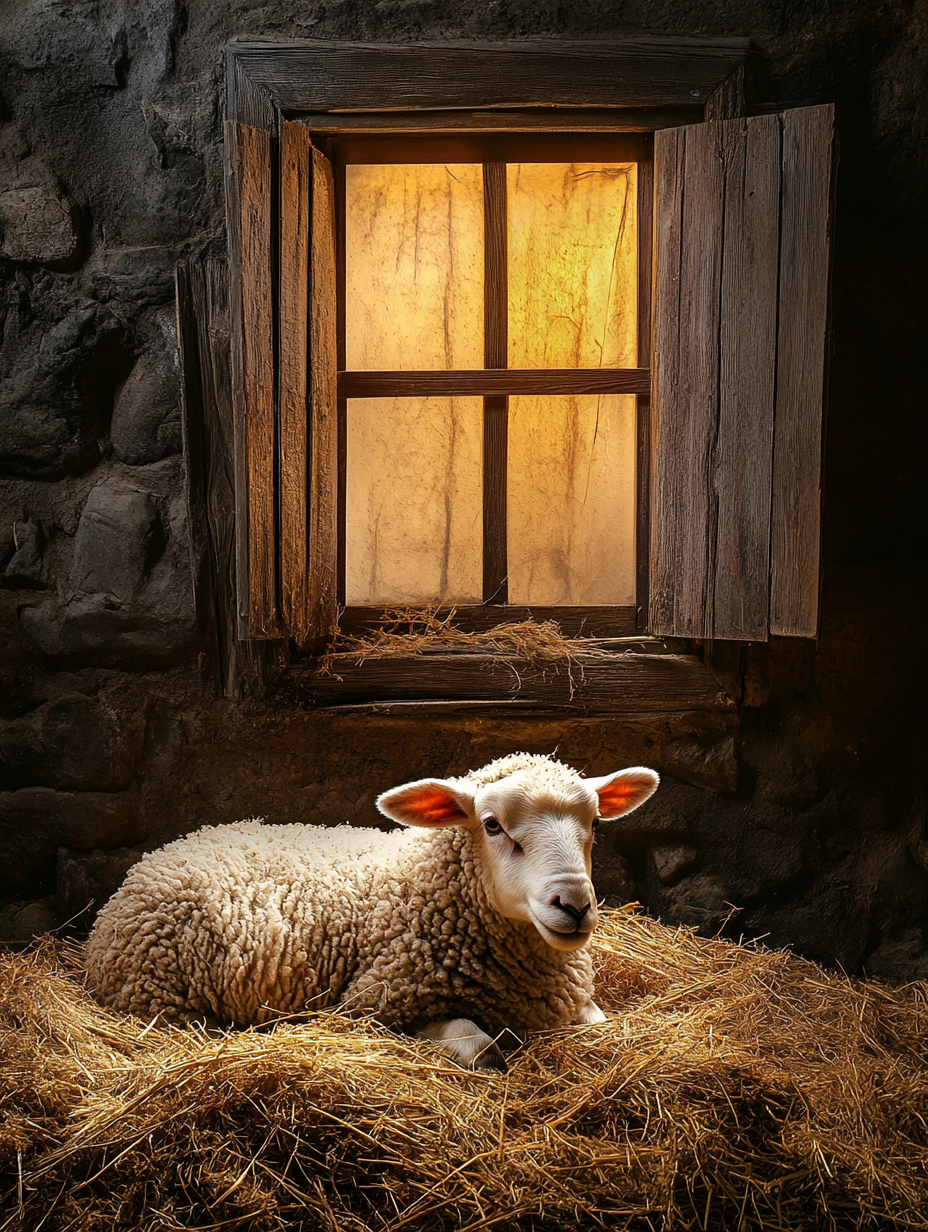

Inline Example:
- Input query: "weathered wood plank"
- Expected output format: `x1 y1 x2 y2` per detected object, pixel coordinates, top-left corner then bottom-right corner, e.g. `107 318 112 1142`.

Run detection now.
338 605 639 637
483 163 508 371
651 122 725 638
704 65 744 122
228 38 750 112
226 122 278 638
713 114 780 639
483 397 508 604
299 108 704 134
483 161 508 604
652 108 831 642
279 122 311 639
307 142 339 640
636 147 654 631
293 651 734 712
770 105 835 637
176 259 288 698
326 132 648 166
339 369 651 398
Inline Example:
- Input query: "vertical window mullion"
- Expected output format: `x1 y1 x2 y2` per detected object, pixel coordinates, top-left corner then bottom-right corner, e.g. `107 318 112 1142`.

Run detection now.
482 162 509 604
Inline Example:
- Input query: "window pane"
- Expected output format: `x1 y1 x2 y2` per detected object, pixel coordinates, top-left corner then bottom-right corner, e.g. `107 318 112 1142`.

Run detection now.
508 163 637 369
508 395 636 605
346 398 483 604
345 165 485 371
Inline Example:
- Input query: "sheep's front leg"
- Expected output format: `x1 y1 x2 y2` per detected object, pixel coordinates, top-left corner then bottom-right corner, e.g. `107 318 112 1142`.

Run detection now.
575 1000 607 1025
418 1018 507 1071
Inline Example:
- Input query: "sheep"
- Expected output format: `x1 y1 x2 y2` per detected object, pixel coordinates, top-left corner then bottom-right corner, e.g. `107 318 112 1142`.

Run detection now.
85 753 659 1069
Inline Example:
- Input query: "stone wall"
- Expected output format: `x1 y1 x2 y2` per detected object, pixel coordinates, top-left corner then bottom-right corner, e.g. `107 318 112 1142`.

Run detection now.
1 1 925 976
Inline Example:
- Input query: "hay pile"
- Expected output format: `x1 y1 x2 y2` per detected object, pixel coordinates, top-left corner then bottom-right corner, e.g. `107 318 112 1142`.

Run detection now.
2 909 926 1231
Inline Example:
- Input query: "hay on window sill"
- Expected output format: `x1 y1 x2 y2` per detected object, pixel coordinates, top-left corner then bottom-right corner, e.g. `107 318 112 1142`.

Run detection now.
315 606 649 684
2 908 926 1231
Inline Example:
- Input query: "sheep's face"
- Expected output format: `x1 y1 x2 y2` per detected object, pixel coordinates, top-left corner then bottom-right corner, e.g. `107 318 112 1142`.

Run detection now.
377 763 659 952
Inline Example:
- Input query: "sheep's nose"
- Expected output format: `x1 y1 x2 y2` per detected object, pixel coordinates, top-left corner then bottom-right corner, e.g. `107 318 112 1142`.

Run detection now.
551 895 592 928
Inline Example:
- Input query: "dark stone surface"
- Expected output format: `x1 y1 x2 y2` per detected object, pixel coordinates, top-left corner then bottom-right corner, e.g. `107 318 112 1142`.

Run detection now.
2 519 44 588
111 309 183 465
0 787 142 889
0 0 924 976
0 693 143 792
56 845 142 924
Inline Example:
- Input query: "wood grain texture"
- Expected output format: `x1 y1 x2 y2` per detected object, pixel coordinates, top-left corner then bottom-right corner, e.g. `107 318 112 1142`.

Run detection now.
339 369 651 397
227 38 749 113
294 651 734 712
338 605 639 637
299 108 704 134
225 122 280 639
176 259 288 698
704 65 745 122
483 163 508 371
308 143 339 639
651 122 724 639
713 114 780 639
483 397 508 603
636 149 654 631
279 122 311 638
652 109 832 642
770 105 835 637
326 132 648 166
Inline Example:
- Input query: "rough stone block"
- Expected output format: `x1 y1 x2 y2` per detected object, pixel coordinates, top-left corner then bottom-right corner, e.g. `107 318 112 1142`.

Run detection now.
21 592 196 668
111 311 182 465
652 843 699 885
56 846 141 925
0 788 142 889
0 129 80 266
2 519 45 589
0 694 140 792
0 896 57 944
71 478 163 601
662 733 739 793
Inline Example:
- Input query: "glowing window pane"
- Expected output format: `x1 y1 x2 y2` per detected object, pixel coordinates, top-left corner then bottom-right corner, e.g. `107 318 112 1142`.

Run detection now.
346 398 483 605
345 164 484 371
508 163 637 369
507 395 636 605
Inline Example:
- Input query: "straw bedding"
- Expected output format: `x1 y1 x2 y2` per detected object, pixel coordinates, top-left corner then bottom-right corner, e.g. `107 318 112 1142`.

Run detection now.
1 908 926 1231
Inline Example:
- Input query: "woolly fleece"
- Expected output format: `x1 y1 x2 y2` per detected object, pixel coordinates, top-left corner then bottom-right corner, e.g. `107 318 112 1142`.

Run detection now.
85 755 598 1030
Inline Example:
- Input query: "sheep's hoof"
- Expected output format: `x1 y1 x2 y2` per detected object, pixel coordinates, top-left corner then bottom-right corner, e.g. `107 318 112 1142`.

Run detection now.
418 1017 508 1072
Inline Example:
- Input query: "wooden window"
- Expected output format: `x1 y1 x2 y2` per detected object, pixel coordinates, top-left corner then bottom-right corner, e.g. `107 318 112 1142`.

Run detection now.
178 40 833 705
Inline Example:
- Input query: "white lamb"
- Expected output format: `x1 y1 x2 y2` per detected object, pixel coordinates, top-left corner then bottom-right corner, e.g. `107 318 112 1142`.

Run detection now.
85 753 659 1068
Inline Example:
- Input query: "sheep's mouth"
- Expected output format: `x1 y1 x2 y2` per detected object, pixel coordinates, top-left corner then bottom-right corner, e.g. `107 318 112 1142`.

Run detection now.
528 905 594 951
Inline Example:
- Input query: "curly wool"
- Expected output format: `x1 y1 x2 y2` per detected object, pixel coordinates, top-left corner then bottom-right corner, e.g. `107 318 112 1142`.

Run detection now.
85 755 596 1031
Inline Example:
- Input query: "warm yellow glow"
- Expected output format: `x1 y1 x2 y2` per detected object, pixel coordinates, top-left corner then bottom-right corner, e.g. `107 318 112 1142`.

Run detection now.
508 163 638 369
345 397 483 605
507 395 637 605
345 164 485 370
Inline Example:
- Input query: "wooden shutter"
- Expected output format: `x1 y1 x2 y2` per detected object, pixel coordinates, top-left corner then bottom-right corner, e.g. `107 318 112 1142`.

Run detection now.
305 138 338 640
226 120 337 641
226 121 277 638
650 105 835 641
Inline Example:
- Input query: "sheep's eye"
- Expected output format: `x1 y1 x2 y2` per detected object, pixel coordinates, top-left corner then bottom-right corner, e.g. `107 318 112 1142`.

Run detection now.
592 817 601 831
484 817 503 835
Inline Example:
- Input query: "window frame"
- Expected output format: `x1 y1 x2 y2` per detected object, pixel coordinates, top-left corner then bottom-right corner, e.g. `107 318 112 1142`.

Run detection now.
179 38 789 708
323 130 652 629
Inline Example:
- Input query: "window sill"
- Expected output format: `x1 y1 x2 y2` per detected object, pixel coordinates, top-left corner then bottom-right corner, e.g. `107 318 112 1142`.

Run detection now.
289 644 734 715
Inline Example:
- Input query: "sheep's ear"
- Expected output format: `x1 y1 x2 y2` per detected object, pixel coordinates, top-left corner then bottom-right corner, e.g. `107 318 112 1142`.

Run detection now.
376 778 476 828
585 767 659 819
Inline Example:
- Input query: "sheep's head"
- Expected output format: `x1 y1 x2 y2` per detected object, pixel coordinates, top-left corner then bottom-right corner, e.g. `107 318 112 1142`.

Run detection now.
376 757 659 951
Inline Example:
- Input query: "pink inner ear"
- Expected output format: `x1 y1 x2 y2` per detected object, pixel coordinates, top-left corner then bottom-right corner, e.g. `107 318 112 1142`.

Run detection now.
597 775 654 817
402 788 469 825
